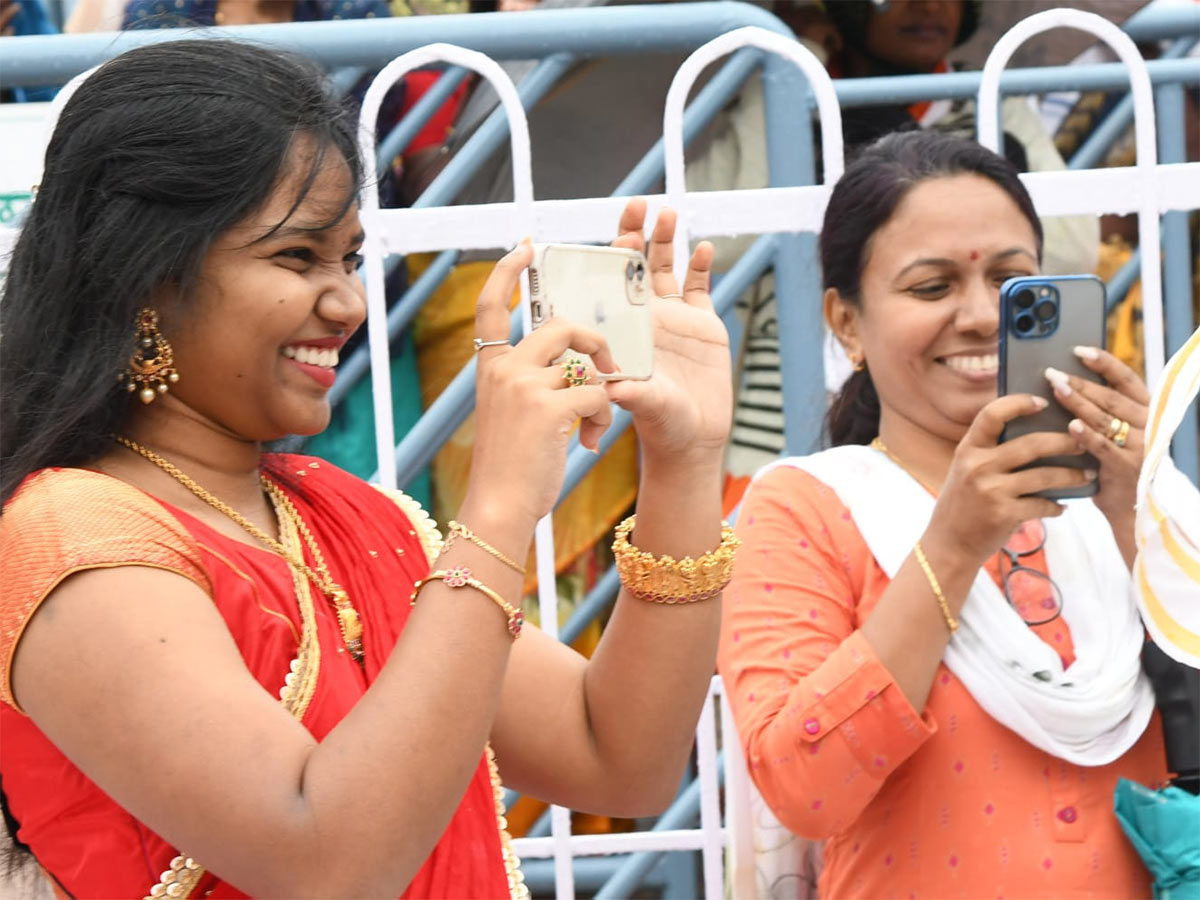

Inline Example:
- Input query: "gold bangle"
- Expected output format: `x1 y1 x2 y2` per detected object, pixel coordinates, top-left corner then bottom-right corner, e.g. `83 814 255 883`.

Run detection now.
612 515 740 605
410 567 525 639
913 541 958 633
445 520 526 575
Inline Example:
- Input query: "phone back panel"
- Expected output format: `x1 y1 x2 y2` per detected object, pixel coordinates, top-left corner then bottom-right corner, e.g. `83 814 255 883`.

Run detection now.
999 275 1105 499
529 243 653 380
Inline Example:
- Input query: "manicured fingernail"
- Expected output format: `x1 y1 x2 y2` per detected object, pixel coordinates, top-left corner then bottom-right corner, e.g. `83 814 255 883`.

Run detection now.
1084 469 1099 480
1073 345 1100 361
1031 395 1049 410
1068 418 1086 435
1044 367 1072 395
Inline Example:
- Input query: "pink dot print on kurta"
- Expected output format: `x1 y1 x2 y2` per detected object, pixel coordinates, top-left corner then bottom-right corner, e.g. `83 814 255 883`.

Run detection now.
984 803 995 816
811 799 823 810
949 855 959 868
799 539 809 548
954 761 964 773
884 854 893 867
764 583 774 593
809 608 818 619
1043 858 1053 870
746 516 755 526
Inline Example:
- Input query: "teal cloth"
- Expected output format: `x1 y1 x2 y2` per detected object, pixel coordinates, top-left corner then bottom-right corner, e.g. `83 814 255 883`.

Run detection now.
305 331 432 511
1115 777 1200 899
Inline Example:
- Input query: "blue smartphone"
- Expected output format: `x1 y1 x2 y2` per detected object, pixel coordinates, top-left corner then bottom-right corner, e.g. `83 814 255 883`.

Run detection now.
998 274 1106 500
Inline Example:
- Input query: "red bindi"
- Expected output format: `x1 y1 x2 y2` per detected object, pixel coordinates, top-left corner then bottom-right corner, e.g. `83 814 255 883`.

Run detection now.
969 250 980 261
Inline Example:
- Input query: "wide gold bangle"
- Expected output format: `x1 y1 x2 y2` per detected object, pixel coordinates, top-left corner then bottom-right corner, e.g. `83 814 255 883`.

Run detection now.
913 541 958 633
612 515 740 604
445 520 526 575
411 567 525 639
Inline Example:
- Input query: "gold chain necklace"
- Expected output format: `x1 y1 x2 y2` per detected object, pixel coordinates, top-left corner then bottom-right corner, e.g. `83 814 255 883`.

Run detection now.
114 436 365 665
869 437 940 497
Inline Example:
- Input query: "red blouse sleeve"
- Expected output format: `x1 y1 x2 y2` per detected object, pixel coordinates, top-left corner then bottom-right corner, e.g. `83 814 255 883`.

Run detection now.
0 468 211 712
718 465 936 840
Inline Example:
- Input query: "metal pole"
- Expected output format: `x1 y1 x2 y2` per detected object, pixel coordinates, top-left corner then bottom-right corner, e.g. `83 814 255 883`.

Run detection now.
1155 82 1198 482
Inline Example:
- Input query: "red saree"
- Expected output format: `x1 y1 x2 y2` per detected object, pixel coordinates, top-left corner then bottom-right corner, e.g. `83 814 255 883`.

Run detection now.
0 455 521 899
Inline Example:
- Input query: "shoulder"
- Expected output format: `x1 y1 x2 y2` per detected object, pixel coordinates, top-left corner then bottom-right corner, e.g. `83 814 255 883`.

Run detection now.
1 468 211 711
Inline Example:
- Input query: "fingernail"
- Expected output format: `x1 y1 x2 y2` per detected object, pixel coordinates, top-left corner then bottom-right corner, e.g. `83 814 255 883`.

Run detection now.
1031 396 1049 410
1084 469 1098 480
1044 367 1071 395
1068 418 1086 435
1073 345 1100 361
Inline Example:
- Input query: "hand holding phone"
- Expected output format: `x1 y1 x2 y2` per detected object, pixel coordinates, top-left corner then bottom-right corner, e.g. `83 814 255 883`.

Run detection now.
528 243 654 381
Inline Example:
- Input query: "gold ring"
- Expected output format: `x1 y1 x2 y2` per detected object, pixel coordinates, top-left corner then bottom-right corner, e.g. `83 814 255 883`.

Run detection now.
561 356 589 387
1113 419 1131 448
1106 416 1122 438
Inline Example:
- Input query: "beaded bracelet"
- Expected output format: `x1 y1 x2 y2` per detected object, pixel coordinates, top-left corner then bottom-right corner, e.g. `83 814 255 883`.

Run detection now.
612 515 740 604
913 541 958 633
411 566 525 639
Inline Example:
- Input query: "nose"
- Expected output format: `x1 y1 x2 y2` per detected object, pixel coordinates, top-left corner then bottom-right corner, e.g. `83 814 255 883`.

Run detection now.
955 277 1000 337
317 269 367 334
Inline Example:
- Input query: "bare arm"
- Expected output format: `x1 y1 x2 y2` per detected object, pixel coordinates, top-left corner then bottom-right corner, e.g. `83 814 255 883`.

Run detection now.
490 201 731 813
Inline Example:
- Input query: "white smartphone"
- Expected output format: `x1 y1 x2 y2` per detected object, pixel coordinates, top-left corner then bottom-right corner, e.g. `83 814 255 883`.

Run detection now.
528 243 654 381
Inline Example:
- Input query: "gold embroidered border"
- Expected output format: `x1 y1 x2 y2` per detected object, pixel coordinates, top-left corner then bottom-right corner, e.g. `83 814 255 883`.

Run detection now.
486 744 529 900
142 493 321 899
372 485 444 563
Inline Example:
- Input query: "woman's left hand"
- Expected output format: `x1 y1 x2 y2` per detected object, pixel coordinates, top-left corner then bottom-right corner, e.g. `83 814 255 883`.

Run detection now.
1045 345 1149 550
604 199 732 468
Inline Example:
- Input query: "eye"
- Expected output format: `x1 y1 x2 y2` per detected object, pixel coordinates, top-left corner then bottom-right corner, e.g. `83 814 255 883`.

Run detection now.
908 281 950 299
276 247 316 267
343 251 364 273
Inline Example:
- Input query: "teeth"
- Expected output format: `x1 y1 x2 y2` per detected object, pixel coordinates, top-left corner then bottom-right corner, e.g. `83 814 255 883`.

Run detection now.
282 345 339 368
944 353 998 373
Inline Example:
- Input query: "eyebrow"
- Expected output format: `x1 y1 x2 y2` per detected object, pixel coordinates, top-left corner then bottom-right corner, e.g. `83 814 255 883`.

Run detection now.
258 224 366 246
896 247 1037 278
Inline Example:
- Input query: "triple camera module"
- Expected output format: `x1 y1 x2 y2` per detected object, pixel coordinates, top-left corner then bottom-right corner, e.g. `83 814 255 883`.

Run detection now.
1009 284 1060 338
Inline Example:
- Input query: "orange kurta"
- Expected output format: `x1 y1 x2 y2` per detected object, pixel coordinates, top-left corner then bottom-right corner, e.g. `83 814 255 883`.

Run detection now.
718 466 1167 900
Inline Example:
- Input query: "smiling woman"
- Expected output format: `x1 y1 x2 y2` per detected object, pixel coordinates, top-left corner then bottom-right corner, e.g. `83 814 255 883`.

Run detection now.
0 40 735 899
719 131 1167 899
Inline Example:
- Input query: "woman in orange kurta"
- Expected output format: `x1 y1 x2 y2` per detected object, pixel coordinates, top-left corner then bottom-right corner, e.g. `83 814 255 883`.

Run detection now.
719 131 1167 899
0 39 735 898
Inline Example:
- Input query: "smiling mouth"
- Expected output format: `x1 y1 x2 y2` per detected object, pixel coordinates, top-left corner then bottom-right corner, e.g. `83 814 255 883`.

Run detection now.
939 353 998 375
282 345 340 369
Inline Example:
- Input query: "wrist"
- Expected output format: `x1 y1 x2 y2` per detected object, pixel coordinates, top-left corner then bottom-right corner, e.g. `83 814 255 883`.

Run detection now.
455 493 537 565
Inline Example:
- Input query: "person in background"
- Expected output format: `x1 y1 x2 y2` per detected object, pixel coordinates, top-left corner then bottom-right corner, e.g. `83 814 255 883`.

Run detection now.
0 40 734 898
690 0 1103 486
0 0 59 102
720 130 1167 899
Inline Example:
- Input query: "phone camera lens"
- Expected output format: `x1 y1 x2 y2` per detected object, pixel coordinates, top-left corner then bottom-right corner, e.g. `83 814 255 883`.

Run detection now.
625 261 635 281
1015 313 1035 334
635 262 645 280
1014 289 1036 310
1034 299 1057 322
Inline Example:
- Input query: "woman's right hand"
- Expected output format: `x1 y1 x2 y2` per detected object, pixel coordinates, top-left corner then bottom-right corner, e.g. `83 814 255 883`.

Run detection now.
459 240 616 535
925 394 1097 566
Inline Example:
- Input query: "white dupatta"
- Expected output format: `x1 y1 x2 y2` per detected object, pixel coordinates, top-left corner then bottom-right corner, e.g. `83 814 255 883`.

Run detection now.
759 445 1155 766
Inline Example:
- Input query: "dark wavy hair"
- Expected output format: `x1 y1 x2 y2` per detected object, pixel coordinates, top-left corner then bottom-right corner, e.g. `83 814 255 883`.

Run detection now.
0 39 362 506
822 131 1043 446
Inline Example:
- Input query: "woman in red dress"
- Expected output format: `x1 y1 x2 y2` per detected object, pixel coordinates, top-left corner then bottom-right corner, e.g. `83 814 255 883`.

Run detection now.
0 40 734 898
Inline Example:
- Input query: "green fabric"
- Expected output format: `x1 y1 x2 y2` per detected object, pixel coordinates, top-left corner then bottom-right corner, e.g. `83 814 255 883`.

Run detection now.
305 330 432 511
1115 778 1200 899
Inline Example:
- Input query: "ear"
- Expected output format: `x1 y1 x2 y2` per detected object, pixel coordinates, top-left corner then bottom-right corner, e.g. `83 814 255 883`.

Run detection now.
824 287 862 360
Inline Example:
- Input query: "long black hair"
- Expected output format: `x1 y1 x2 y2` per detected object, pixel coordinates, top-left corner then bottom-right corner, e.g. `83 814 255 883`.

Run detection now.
0 39 363 505
821 130 1044 447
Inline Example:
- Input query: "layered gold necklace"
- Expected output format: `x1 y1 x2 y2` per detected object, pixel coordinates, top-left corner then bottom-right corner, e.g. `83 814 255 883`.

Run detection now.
114 437 365 665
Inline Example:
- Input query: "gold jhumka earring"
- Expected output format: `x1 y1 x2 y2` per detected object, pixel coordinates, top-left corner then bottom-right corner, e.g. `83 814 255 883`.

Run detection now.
121 308 180 404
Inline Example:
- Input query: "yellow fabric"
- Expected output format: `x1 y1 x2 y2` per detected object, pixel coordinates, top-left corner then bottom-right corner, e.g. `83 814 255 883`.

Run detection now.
409 253 640 591
1098 237 1144 378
